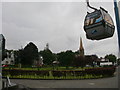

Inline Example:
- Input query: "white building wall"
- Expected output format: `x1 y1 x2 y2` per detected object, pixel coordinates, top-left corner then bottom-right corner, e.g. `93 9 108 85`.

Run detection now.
2 51 15 65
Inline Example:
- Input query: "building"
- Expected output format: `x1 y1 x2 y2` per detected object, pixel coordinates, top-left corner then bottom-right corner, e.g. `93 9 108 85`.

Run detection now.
44 43 49 50
79 37 84 56
75 37 99 67
2 51 15 65
74 37 86 67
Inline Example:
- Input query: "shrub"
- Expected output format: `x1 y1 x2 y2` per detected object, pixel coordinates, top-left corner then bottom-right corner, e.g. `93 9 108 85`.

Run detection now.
2 66 116 79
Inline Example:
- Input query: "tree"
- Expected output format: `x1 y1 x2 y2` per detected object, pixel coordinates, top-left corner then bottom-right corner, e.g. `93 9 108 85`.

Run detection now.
57 50 75 68
73 55 85 68
105 54 117 64
39 49 55 65
13 50 19 64
21 42 39 66
85 55 98 66
73 54 98 68
14 49 23 65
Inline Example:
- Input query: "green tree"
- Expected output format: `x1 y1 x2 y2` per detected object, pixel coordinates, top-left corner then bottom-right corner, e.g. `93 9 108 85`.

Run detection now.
39 49 55 65
21 42 39 66
73 55 85 68
13 50 19 64
105 54 117 64
14 49 23 65
57 50 75 68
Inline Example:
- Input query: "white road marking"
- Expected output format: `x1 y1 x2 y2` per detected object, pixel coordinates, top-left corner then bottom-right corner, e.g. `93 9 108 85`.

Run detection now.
88 83 95 85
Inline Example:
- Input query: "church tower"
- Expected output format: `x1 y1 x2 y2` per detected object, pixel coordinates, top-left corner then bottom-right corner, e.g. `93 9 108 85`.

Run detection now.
79 37 84 56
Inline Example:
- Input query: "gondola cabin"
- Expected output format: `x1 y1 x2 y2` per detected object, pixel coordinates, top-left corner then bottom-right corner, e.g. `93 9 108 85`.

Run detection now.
84 7 115 40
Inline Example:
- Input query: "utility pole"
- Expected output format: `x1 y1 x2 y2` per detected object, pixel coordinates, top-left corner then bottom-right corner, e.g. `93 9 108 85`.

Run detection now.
114 0 120 58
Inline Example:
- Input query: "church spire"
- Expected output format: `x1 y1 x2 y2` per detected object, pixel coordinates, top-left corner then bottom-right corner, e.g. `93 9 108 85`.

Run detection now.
80 37 83 50
79 37 84 56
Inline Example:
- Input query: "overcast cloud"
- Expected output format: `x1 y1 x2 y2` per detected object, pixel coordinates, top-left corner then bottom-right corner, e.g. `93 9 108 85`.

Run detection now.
2 1 119 57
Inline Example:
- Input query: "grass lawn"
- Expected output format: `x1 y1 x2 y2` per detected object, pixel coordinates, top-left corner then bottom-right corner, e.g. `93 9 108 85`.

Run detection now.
6 74 103 80
3 66 95 71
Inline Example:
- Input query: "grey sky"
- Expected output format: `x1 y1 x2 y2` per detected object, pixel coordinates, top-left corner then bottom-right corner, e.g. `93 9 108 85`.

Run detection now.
2 1 119 57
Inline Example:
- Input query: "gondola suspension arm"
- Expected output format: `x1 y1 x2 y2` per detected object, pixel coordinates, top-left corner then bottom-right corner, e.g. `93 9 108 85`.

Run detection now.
86 0 97 11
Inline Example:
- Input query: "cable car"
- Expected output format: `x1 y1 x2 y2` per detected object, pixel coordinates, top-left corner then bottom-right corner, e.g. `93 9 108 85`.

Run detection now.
84 1 115 40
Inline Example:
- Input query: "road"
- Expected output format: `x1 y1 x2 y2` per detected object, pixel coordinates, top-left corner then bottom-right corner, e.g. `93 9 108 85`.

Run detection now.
9 66 119 89
10 76 118 88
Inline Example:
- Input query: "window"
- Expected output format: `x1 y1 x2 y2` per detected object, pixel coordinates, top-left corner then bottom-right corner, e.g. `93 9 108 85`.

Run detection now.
85 19 90 26
85 10 103 26
95 16 103 23
103 11 114 25
5 61 9 65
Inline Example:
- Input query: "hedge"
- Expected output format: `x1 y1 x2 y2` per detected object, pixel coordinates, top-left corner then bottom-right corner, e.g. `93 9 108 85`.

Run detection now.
2 69 49 78
2 66 116 79
51 66 116 77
